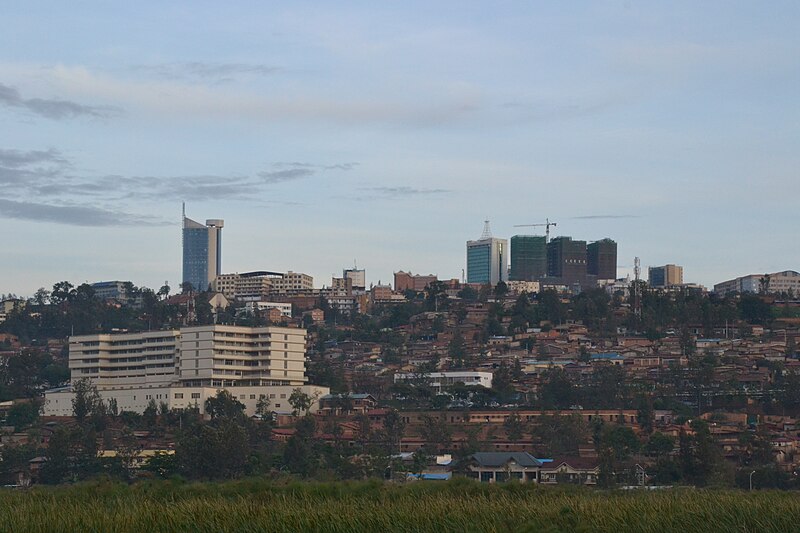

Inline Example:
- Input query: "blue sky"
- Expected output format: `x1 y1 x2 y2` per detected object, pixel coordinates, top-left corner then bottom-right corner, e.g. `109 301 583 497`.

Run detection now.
1 1 798 295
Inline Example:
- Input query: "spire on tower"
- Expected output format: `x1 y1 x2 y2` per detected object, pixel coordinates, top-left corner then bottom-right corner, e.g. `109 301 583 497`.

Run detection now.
480 219 493 239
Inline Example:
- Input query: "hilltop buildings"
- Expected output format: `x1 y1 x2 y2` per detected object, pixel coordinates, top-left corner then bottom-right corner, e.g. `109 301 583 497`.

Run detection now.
714 270 800 296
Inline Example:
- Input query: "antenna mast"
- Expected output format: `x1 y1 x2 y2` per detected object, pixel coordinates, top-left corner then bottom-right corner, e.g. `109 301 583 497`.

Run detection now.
633 257 642 321
480 219 493 239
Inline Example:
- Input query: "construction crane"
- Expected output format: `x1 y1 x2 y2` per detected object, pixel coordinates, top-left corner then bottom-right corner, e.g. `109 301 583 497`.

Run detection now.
513 218 558 242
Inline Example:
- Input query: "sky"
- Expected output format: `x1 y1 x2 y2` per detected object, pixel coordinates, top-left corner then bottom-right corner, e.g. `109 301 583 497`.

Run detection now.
1 1 798 296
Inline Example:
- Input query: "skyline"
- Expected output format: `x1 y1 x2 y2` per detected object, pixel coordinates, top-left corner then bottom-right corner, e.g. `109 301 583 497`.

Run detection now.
2 2 799 295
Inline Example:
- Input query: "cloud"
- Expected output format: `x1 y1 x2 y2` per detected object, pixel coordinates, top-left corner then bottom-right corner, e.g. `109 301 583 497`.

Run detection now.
0 83 120 120
133 62 281 82
366 186 450 196
0 148 69 168
0 144 357 223
258 168 314 184
570 215 642 220
3 65 479 127
0 198 168 226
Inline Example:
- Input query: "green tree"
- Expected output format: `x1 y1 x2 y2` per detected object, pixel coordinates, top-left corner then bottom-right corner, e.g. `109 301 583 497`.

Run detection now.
504 411 524 443
288 389 314 417
5 399 41 431
71 378 102 426
205 390 246 421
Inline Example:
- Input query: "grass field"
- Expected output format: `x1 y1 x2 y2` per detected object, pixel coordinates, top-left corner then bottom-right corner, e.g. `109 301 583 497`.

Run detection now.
0 478 796 532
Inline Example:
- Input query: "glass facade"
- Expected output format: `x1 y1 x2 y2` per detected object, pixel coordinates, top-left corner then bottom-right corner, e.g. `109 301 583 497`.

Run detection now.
467 243 491 283
510 235 547 281
182 226 209 292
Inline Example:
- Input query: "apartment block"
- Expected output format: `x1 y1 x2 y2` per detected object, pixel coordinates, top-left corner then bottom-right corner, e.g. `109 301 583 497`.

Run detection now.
394 271 438 292
45 325 328 417
649 264 683 288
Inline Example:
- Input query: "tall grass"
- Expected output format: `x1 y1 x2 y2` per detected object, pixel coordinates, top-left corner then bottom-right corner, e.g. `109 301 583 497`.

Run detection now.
0 479 797 532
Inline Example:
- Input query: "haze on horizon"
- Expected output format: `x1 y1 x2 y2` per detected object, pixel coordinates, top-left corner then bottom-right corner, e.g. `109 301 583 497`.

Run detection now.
1 1 798 296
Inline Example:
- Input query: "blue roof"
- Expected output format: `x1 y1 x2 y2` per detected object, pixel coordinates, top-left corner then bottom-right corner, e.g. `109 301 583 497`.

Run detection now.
407 473 451 481
319 393 374 400
591 353 624 360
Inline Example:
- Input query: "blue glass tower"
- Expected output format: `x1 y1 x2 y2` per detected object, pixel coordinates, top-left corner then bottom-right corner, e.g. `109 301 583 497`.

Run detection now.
182 213 223 292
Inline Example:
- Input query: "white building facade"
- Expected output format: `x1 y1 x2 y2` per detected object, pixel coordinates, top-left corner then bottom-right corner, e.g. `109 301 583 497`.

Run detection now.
44 325 328 417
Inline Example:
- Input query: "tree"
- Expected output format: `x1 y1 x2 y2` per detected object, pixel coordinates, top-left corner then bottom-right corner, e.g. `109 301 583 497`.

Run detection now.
494 281 509 299
539 368 575 409
537 414 588 456
448 331 467 368
288 389 314 417
5 399 41 431
32 287 50 307
504 412 524 443
51 281 75 305
383 409 406 454
636 394 655 434
283 415 319 477
205 390 246 421
71 378 102 425
645 432 675 458
255 395 272 419
176 418 249 479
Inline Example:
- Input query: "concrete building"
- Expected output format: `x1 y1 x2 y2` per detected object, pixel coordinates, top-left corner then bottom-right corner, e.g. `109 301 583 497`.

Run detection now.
506 280 541 294
45 325 328 417
182 213 223 292
243 301 293 318
343 268 366 294
394 271 438 292
547 236 588 285
465 453 545 483
393 371 493 393
714 270 800 296
269 272 314 294
213 271 284 301
649 264 683 288
509 235 547 281
467 221 508 285
587 239 617 281
89 281 129 301
68 330 181 389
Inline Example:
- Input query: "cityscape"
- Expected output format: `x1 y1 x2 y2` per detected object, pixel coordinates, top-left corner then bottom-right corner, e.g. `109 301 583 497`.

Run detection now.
1 2 799 531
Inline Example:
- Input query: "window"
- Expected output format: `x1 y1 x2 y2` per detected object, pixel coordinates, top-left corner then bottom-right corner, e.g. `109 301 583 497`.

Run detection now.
250 394 256 400
275 403 281 408
240 394 246 399
191 393 201 399
280 394 286 399
174 393 184 399
270 394 276 399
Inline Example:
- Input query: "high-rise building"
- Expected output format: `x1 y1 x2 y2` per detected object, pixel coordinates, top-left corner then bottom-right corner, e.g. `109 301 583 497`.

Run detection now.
466 221 508 285
343 268 366 293
649 264 683 288
587 239 618 281
547 236 588 285
182 211 223 292
510 235 547 281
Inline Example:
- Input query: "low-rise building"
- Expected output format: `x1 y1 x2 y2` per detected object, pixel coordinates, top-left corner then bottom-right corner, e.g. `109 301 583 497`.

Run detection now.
465 452 545 483
393 371 493 393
